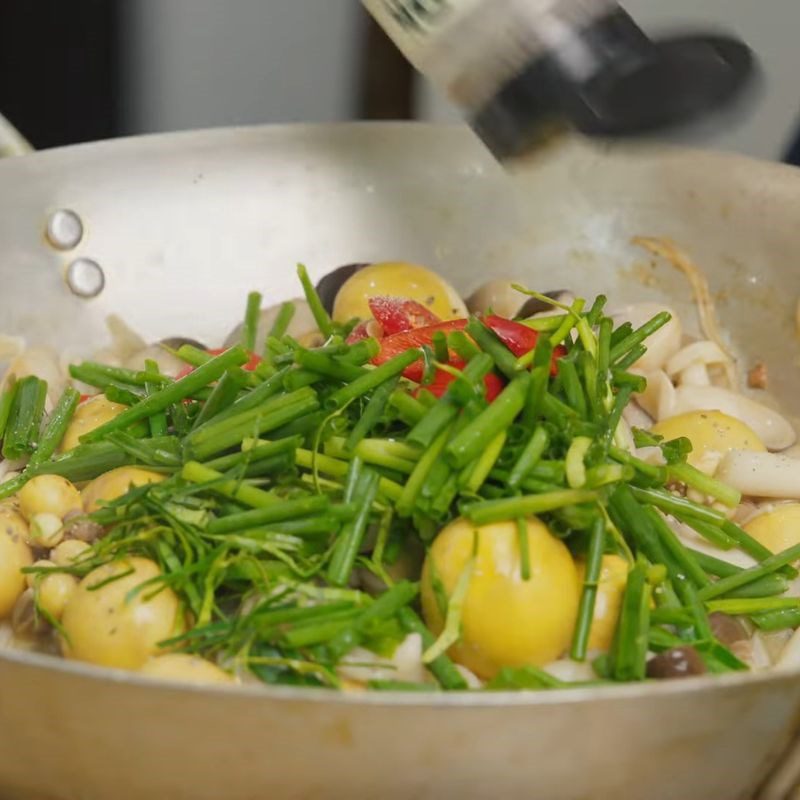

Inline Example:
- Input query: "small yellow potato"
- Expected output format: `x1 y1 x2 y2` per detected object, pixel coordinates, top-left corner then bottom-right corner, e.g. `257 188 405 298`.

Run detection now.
652 410 765 474
0 509 34 617
745 504 800 555
36 572 78 620
82 467 166 513
26 559 55 589
575 555 629 652
332 262 467 324
27 513 64 549
50 539 91 566
61 557 183 669
421 517 580 679
17 475 82 522
60 395 126 452
139 653 235 685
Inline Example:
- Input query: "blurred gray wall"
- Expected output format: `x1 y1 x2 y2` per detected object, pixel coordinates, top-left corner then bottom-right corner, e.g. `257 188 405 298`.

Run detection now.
123 0 362 133
123 0 798 160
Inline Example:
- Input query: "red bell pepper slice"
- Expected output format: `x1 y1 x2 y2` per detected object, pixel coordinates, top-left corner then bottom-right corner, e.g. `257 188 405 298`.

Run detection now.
347 320 377 344
482 315 565 374
368 296 440 336
482 315 539 357
372 313 564 396
372 320 468 382
419 362 504 403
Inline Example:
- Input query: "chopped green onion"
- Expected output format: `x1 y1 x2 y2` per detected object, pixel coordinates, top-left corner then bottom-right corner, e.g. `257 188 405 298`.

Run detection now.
571 515 605 661
445 374 530 468
27 387 80 468
82 347 250 444
610 312 672 364
407 354 492 447
549 299 585 348
565 436 592 488
242 291 263 352
0 383 18 441
397 607 468 690
327 349 420 410
465 489 597 526
294 350 366 382
516 517 531 581
706 597 800 616
297 264 333 338
508 427 549 489
465 317 520 379
667 462 741 508
608 556 649 682
144 360 169 438
397 425 453 517
460 431 506 493
345 376 399 452
698 542 800 601
181 461 280 509
2 376 47 460
208 495 331 535
185 387 319 460
267 301 296 345
327 468 380 587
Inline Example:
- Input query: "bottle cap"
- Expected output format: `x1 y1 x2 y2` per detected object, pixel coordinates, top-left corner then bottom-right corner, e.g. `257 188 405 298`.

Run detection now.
472 8 759 160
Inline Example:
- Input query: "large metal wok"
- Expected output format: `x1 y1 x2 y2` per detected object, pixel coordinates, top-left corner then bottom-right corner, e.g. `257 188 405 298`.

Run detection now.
0 123 799 800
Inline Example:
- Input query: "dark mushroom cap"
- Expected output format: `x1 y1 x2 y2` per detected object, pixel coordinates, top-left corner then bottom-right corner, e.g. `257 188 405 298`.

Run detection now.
517 291 571 319
315 264 370 314
160 337 208 351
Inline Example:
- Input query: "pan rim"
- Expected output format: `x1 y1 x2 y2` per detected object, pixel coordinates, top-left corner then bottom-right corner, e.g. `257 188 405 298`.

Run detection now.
3 638 798 708
1 120 800 708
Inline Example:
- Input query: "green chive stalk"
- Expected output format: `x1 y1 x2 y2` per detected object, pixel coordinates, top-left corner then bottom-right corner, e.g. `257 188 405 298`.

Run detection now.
2 376 47 460
82 347 250 443
27 387 80 468
445 374 530 468
327 469 380 587
571 515 605 661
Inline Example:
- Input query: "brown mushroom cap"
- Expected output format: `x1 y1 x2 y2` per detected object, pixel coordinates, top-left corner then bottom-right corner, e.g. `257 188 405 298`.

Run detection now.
646 646 707 679
709 612 749 647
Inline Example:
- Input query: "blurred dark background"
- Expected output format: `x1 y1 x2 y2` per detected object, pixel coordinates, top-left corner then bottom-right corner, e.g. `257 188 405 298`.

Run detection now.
0 0 414 152
0 0 798 164
0 2 122 149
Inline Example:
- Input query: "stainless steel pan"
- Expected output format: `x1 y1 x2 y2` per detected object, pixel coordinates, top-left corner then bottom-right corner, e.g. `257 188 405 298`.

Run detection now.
0 123 799 800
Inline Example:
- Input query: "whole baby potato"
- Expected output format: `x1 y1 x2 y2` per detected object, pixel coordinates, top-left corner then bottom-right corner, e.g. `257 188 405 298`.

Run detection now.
61 557 183 670
82 467 166 513
421 517 579 679
139 653 234 685
0 508 33 618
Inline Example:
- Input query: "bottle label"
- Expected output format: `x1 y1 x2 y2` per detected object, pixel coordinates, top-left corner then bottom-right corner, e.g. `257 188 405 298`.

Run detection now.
363 0 616 110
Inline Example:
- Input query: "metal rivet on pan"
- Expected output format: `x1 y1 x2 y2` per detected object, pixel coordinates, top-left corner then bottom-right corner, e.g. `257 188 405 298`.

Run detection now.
45 209 84 251
66 258 105 298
